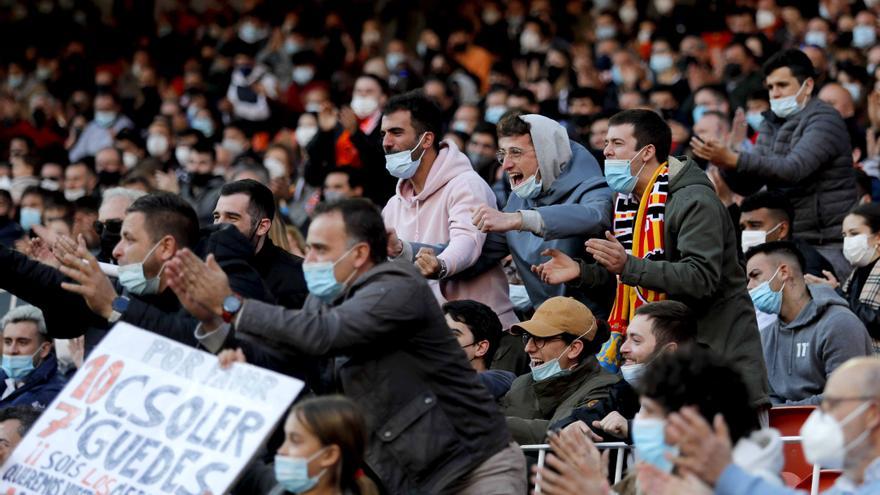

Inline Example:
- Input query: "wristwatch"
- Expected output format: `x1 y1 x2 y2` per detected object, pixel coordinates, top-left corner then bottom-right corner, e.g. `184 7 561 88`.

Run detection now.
437 258 448 279
221 294 244 323
108 296 130 323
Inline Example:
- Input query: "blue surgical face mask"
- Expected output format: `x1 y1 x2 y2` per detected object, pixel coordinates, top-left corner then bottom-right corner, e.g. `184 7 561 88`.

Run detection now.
512 173 542 199
649 54 674 73
692 104 707 124
749 266 784 315
385 133 427 179
2 345 44 381
632 416 678 472
745 111 764 131
303 245 358 303
94 111 116 128
530 327 595 382
485 106 507 124
192 117 214 137
603 147 648 194
118 241 165 296
274 449 327 494
853 25 877 48
19 207 41 231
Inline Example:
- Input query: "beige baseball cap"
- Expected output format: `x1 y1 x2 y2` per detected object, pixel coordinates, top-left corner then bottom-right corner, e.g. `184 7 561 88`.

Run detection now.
510 296 598 341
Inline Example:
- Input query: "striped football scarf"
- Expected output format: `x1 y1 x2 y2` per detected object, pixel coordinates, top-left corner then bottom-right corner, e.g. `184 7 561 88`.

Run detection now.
597 163 669 373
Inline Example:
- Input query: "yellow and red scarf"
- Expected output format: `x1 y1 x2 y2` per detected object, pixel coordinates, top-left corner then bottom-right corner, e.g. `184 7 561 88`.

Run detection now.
597 163 669 372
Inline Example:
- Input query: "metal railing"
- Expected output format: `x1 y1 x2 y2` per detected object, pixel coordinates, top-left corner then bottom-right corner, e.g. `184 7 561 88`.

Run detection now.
522 436 824 495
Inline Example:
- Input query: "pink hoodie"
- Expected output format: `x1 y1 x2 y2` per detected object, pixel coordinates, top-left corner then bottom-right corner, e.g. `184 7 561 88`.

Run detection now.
383 141 518 328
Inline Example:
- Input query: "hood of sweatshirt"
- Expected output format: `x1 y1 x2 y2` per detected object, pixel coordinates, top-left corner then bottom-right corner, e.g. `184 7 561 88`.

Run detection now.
784 283 851 330
521 114 572 194
395 140 475 203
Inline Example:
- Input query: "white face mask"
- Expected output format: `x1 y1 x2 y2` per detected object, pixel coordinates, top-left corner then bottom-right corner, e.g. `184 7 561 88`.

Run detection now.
770 81 807 119
620 362 646 387
800 401 875 469
174 146 189 166
296 126 318 147
123 151 139 169
804 31 827 48
350 95 379 119
146 134 169 157
385 133 427 179
741 223 782 253
756 10 776 29
843 234 879 267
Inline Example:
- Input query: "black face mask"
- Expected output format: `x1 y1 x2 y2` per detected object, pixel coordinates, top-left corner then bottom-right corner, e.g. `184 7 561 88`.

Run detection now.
32 108 47 128
451 42 468 53
189 172 214 187
547 66 565 82
572 114 592 127
94 219 122 264
722 63 743 80
98 170 121 187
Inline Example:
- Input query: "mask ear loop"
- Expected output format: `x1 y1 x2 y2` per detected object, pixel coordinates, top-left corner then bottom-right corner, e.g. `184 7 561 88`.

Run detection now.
555 321 599 366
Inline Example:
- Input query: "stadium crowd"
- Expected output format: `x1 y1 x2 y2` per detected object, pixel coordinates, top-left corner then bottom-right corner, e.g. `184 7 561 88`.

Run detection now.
3 0 880 493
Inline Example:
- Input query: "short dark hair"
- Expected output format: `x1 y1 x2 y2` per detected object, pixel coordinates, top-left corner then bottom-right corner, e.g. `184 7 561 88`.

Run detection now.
220 179 276 228
744 240 806 273
496 109 532 138
20 185 44 202
0 405 41 437
356 74 389 96
632 301 695 350
326 167 365 190
762 49 815 84
471 122 499 146
126 192 200 248
442 300 503 366
608 109 672 161
68 158 97 177
509 88 538 106
191 138 216 162
740 191 795 227
568 87 604 107
849 203 880 233
383 91 443 150
639 345 759 444
312 198 387 265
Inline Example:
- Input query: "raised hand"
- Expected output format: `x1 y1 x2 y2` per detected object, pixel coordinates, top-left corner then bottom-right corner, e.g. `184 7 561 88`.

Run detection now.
531 249 581 285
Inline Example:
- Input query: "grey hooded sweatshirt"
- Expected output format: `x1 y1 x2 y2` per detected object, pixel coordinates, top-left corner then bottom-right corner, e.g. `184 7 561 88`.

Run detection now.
762 284 872 405
456 114 614 316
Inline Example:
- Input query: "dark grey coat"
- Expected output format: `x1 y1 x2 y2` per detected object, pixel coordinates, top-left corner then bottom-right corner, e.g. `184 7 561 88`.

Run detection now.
723 97 858 244
230 260 512 494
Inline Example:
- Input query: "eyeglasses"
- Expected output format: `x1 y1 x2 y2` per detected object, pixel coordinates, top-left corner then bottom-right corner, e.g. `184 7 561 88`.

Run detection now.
496 147 535 164
93 219 123 236
520 334 564 349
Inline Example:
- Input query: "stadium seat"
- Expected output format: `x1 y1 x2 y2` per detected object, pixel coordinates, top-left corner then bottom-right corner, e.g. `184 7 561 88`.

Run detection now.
781 471 800 487
794 469 842 492
769 406 817 482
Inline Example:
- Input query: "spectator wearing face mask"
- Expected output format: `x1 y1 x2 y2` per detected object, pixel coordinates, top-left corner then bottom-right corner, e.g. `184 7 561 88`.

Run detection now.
306 75 389 205
693 49 858 279
807 204 880 353
235 395 380 495
556 300 696 443
144 119 177 169
226 45 279 130
501 296 617 445
0 305 66 409
538 346 778 495
181 139 225 227
443 300 517 401
655 357 880 495
746 241 871 405
68 92 134 162
740 191 835 278
383 92 517 327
